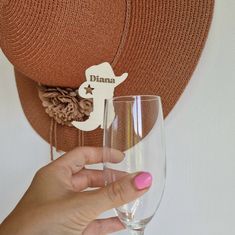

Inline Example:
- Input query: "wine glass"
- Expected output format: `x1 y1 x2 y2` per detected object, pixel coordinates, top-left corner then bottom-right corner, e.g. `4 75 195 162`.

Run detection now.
103 95 166 235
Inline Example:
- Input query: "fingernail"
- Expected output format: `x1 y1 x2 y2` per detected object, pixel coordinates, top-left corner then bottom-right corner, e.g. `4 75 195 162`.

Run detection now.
134 172 152 190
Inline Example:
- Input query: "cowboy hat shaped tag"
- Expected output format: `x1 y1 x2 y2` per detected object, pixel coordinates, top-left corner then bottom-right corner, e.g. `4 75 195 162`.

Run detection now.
72 62 128 131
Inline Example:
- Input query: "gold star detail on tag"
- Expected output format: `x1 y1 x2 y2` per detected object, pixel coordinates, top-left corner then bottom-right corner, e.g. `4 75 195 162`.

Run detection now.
84 84 94 94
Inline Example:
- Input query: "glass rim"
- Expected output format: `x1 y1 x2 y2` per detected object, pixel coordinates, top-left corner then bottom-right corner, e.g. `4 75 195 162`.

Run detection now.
105 95 162 103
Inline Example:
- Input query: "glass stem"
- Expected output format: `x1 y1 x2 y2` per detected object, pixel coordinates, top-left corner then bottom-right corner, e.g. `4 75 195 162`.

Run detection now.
130 228 145 235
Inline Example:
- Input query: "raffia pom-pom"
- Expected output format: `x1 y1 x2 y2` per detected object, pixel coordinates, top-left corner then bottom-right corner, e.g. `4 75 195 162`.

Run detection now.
38 84 93 126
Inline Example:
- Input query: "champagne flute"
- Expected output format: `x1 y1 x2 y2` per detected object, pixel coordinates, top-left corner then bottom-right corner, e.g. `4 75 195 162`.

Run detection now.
103 95 166 235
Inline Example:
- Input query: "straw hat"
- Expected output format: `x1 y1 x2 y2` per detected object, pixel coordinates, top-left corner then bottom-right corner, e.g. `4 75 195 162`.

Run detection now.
0 0 214 156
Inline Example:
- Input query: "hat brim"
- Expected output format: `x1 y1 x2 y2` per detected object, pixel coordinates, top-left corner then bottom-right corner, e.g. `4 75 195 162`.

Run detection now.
15 70 103 152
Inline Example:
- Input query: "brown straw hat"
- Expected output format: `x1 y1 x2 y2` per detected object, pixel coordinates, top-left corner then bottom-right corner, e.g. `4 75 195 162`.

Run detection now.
0 0 214 156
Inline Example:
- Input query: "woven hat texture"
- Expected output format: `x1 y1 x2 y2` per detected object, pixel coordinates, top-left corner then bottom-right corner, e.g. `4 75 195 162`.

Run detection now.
0 0 214 152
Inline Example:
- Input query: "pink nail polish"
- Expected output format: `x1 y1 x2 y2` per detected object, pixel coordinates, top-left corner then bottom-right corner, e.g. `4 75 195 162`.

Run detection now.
134 172 152 190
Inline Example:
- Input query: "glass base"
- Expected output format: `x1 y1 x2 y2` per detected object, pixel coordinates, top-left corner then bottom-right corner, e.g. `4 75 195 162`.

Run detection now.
117 209 153 231
130 228 145 235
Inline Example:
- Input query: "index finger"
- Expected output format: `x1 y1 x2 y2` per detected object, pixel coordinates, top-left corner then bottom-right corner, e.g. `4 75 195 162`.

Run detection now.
53 147 124 174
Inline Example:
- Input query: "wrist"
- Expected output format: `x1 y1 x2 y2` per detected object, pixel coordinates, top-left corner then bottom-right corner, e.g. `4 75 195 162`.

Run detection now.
0 210 42 235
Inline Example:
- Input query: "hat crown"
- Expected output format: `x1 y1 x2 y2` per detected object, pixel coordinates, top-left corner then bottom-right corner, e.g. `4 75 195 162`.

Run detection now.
1 0 126 87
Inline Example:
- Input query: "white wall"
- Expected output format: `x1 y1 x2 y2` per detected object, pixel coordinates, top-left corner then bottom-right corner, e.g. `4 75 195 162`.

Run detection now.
0 0 235 234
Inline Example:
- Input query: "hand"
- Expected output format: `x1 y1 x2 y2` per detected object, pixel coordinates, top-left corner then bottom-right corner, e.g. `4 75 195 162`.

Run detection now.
0 147 152 235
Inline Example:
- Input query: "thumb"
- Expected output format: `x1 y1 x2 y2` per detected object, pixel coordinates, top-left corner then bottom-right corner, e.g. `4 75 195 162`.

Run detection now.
86 172 152 215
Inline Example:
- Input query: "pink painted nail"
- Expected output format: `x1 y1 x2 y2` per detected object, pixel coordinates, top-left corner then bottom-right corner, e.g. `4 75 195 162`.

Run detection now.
134 172 152 190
